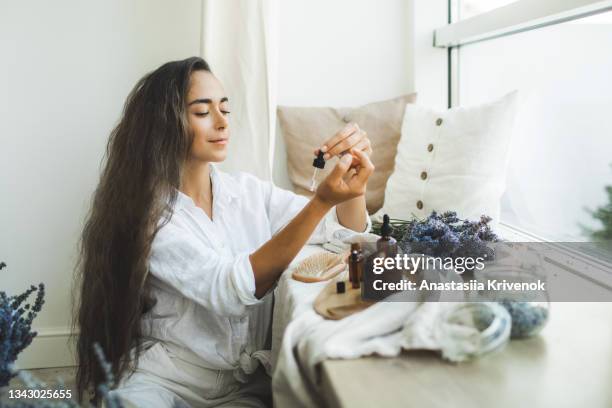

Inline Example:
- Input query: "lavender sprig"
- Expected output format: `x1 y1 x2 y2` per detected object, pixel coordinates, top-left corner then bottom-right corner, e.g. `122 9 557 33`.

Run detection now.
1 345 123 407
1 263 46 387
93 343 123 408
0 262 123 407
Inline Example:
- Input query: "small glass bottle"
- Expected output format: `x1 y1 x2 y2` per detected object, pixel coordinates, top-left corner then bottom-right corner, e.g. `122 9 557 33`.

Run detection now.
349 243 364 289
376 214 403 286
309 151 326 192
377 214 398 257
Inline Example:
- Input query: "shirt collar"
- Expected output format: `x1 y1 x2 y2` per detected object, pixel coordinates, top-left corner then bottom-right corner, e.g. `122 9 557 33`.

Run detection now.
210 163 241 202
174 163 240 211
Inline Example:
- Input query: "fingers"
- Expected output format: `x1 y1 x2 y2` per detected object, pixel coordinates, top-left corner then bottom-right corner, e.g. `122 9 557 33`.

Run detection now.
315 122 359 157
323 131 365 160
352 138 372 156
350 148 375 185
324 122 357 151
326 153 353 183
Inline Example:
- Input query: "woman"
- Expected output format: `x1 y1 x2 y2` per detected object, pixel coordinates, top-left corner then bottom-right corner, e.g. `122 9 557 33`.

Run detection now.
74 56 374 407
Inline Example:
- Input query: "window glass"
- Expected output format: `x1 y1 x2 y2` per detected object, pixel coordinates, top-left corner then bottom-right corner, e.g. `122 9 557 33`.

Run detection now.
456 11 612 241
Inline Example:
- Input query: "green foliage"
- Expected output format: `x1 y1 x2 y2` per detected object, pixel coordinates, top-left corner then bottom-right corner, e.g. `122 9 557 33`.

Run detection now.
587 185 612 241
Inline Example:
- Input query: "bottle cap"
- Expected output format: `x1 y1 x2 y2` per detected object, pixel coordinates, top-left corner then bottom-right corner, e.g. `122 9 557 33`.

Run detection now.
381 214 393 237
350 242 361 252
313 151 326 169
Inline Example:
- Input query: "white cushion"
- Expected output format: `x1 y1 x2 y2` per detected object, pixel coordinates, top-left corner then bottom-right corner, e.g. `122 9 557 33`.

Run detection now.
375 91 517 224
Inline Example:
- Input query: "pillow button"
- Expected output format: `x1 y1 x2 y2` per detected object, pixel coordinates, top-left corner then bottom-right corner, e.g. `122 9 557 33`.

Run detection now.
420 171 428 180
435 118 443 126
416 200 423 210
427 144 434 152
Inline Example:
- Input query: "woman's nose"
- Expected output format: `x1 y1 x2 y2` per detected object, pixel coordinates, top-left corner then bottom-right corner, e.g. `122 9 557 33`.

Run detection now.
214 109 228 130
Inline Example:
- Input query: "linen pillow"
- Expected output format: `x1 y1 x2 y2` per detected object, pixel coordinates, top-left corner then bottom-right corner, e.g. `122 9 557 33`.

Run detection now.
375 92 517 224
277 93 418 214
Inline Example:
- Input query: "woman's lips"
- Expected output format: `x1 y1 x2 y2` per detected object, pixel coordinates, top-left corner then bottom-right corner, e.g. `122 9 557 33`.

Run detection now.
209 139 228 145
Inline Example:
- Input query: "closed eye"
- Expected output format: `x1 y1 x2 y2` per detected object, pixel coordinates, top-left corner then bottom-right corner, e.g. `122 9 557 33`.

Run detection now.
194 111 231 117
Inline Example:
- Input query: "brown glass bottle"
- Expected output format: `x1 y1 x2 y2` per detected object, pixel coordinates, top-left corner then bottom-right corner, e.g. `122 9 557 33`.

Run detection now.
377 214 398 257
349 243 364 289
377 214 402 286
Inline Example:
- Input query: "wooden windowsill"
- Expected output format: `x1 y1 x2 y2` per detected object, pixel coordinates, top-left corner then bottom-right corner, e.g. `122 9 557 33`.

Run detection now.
319 302 612 408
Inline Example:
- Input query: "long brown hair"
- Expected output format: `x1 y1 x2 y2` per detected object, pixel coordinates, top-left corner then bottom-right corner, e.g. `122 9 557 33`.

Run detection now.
73 56 211 404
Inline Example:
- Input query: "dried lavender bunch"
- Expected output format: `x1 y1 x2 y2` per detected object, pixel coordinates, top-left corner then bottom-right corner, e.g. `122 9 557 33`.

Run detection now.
1 369 80 408
1 262 46 387
1 345 123 408
0 263 123 407
382 211 499 259
402 214 461 257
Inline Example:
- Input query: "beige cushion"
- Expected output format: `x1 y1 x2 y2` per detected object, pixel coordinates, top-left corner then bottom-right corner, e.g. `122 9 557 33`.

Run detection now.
277 93 417 214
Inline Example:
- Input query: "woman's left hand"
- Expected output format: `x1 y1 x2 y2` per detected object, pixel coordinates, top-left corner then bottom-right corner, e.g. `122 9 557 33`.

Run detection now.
314 122 372 164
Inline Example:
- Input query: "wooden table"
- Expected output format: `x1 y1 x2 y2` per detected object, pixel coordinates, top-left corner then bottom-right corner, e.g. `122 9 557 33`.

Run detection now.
319 302 612 408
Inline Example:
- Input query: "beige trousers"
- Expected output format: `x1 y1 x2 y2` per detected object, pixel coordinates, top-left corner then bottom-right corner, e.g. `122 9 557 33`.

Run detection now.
109 342 271 408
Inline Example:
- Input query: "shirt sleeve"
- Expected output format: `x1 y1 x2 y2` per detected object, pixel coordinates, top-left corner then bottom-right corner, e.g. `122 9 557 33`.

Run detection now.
262 181 371 244
148 221 261 317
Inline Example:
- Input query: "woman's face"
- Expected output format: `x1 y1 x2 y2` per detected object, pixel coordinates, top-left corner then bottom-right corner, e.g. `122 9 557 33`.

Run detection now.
186 70 230 163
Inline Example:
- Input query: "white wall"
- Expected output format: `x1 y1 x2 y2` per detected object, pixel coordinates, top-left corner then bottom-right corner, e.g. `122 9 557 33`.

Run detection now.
273 0 416 186
0 0 202 368
1 0 438 369
277 0 414 107
273 0 447 185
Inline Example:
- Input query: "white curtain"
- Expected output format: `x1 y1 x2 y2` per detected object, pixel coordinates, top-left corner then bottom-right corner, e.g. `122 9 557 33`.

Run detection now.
201 0 278 180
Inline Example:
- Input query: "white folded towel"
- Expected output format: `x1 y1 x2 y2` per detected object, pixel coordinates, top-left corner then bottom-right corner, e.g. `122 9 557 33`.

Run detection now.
271 285 425 408
271 245 510 408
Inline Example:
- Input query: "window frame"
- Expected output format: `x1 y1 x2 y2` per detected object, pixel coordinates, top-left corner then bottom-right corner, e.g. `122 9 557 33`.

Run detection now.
434 0 612 287
436 0 612 48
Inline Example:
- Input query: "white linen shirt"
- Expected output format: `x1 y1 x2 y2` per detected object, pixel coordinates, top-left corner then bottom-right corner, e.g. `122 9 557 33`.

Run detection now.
142 164 370 376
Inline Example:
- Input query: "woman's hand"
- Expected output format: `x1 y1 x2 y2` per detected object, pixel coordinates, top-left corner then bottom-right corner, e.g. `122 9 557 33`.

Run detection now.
315 149 374 207
250 137 373 297
314 122 372 165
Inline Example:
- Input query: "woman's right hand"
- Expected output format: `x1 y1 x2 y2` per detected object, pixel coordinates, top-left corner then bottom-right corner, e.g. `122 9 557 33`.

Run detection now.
315 148 374 207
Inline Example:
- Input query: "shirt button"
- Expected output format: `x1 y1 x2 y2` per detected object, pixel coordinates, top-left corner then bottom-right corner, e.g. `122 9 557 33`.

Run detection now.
435 118 443 126
420 171 428 180
427 144 434 152
416 200 423 210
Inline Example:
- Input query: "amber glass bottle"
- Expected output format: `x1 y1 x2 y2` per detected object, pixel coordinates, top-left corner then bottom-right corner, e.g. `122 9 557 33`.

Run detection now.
377 214 397 256
348 243 364 289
